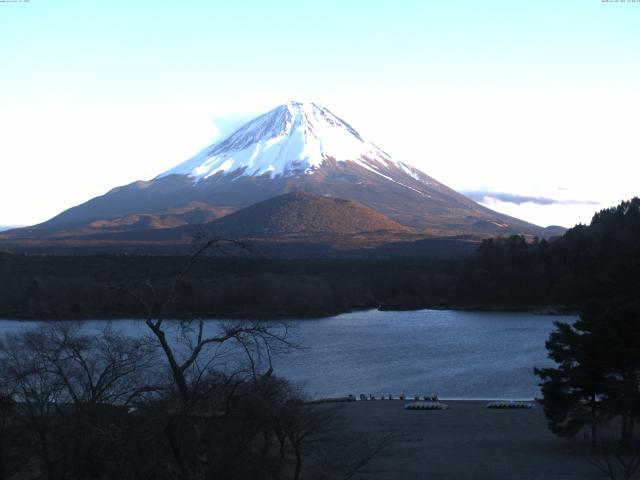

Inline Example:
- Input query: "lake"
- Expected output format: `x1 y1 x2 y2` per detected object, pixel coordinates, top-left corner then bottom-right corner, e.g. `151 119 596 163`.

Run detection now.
0 309 575 400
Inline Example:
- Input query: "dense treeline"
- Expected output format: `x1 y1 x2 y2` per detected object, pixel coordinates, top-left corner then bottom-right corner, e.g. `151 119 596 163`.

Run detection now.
0 198 639 319
0 255 462 319
464 197 640 308
524 198 640 468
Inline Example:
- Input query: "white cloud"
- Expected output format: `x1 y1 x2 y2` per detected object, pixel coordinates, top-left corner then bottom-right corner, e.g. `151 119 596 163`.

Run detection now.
475 198 604 228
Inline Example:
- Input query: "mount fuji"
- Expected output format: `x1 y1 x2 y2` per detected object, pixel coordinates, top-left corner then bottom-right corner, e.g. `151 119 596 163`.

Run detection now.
158 101 425 185
4 101 554 248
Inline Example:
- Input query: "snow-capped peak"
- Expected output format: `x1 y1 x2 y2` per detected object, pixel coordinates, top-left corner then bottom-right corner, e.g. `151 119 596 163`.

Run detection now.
157 101 421 183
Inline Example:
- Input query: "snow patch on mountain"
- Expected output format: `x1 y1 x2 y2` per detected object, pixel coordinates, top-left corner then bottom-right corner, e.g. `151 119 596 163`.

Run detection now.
157 101 427 186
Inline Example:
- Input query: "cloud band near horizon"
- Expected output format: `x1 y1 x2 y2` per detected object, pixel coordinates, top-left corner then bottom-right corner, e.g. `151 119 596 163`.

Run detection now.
462 190 601 207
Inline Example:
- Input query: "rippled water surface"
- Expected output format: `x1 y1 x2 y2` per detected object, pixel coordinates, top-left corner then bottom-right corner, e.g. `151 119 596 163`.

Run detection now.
0 310 575 399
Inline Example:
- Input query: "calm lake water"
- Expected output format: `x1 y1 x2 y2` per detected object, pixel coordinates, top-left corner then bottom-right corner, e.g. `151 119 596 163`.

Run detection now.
0 309 576 400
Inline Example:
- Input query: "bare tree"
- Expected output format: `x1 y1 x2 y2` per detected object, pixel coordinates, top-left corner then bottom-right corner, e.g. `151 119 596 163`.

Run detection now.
25 323 157 406
0 388 15 480
0 328 69 480
118 238 299 480
286 401 335 480
123 238 294 406
0 323 159 480
588 441 640 480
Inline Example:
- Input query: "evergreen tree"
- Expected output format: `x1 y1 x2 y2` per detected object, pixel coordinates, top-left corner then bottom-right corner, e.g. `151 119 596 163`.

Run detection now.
535 302 640 446
535 313 610 445
594 302 640 446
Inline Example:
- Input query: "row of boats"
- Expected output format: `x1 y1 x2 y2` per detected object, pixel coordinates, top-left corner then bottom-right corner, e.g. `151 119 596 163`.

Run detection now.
340 395 535 410
404 400 535 410
351 393 440 401
485 401 534 409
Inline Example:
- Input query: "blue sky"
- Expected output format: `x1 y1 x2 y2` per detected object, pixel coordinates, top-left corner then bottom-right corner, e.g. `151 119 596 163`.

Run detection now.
1 0 639 226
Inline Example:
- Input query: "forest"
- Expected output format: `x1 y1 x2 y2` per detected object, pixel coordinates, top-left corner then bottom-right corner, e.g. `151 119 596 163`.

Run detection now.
0 197 638 320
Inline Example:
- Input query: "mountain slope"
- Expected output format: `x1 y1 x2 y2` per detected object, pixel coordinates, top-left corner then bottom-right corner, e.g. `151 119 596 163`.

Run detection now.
0 225 23 233
4 101 551 241
209 192 413 237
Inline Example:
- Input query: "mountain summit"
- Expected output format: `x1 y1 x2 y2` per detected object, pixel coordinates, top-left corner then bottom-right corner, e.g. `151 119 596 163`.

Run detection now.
5 101 552 244
158 101 425 186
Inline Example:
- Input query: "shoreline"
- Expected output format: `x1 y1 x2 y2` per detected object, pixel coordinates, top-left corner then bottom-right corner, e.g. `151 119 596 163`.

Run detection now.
310 396 539 403
0 305 579 322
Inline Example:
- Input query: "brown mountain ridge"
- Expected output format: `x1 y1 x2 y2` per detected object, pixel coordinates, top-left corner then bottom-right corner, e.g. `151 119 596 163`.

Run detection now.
209 192 413 238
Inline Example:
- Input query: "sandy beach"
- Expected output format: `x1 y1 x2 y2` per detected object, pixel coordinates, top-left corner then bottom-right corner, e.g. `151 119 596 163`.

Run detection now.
326 400 600 480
